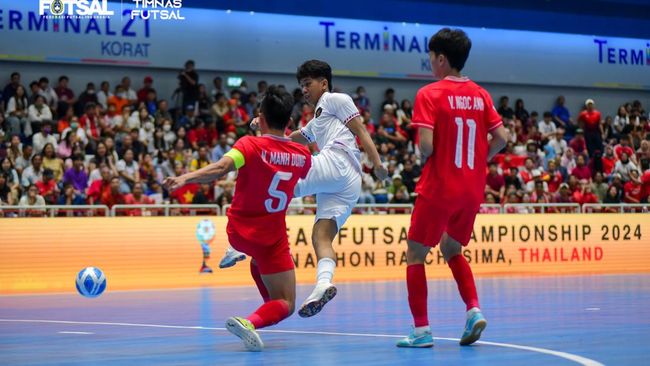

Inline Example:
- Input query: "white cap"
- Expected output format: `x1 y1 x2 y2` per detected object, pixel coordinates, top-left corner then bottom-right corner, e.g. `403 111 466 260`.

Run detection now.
585 99 595 106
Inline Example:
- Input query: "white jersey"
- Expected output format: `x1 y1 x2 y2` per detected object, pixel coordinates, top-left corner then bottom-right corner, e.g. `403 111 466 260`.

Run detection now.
300 92 361 171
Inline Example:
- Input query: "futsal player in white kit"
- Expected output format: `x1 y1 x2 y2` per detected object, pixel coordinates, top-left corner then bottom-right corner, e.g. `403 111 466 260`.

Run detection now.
220 60 387 317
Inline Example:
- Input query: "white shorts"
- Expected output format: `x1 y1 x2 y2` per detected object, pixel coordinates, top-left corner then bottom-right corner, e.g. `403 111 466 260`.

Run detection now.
294 148 361 229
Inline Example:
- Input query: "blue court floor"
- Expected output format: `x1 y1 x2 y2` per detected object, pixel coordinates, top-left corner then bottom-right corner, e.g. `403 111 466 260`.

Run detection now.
1 275 648 365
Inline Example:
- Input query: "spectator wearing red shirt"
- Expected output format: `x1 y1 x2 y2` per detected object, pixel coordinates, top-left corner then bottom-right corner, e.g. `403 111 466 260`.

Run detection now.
187 119 209 150
578 99 602 157
624 169 645 203
223 99 250 137
124 182 154 215
299 104 315 128
87 166 112 205
571 155 592 182
205 119 219 147
614 135 636 164
79 102 101 147
518 158 536 184
137 76 156 104
602 145 617 176
572 180 599 206
35 168 59 204
485 162 505 199
101 176 126 208
569 129 587 156
546 160 564 193
642 170 650 201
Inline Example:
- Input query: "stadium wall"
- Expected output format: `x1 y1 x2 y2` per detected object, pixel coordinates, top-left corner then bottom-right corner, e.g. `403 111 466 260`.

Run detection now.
1 215 648 294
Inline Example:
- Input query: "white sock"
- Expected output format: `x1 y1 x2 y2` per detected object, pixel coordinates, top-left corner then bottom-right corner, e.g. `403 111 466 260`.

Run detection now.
316 258 336 285
467 307 481 319
414 326 431 335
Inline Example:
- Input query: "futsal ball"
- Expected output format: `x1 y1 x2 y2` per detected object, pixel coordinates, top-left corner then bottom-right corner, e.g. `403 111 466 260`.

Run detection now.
75 267 107 298
196 219 216 244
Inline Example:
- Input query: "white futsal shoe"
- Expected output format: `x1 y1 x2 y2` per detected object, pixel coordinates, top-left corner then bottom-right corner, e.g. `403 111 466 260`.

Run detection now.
219 246 246 268
298 283 338 318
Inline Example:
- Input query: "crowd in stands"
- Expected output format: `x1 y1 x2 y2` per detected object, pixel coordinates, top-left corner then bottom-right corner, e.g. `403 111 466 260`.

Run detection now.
0 61 649 215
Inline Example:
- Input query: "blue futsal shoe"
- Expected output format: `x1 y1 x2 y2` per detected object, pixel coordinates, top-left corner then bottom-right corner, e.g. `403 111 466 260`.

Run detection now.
219 246 246 268
396 328 434 348
460 309 487 346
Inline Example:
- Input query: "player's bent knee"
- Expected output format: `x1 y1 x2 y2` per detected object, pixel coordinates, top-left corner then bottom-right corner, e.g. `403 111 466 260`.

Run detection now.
440 240 462 262
406 240 430 264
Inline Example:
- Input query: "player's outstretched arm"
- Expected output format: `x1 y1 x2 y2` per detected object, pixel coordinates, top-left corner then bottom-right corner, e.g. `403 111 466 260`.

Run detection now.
163 156 236 191
347 116 388 180
288 130 309 145
487 125 508 161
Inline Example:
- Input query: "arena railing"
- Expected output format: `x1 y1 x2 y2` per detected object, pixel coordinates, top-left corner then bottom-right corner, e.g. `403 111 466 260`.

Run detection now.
221 203 414 215
0 205 110 217
502 203 581 214
582 203 650 213
478 204 504 214
110 204 221 217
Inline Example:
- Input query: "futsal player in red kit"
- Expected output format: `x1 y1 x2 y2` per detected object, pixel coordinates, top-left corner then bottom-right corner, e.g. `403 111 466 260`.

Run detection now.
397 28 508 348
164 86 311 351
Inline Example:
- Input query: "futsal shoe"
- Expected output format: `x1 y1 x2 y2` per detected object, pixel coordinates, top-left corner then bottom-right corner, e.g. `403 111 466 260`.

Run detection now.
298 283 337 318
396 328 434 348
219 246 246 268
225 316 264 352
460 308 487 346
200 264 213 273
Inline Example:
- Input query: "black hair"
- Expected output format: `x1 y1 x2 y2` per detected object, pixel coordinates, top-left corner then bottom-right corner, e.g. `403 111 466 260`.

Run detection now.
11 72 20 79
260 85 294 131
543 111 553 118
296 60 332 92
39 77 48 84
59 75 68 82
428 28 472 71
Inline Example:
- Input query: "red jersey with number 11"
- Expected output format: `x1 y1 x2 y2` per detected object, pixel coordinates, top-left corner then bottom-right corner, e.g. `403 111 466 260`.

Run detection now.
227 135 312 244
412 76 502 204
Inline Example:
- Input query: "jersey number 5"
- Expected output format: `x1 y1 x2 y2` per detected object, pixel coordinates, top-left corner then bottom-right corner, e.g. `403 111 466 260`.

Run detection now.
265 171 293 213
454 117 477 170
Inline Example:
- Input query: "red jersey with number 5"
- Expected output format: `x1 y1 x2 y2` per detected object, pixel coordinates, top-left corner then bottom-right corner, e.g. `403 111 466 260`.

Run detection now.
412 76 502 203
227 135 312 243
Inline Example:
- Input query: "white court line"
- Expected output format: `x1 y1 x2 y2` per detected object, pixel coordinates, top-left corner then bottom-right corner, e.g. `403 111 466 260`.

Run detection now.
58 331 94 335
0 319 604 366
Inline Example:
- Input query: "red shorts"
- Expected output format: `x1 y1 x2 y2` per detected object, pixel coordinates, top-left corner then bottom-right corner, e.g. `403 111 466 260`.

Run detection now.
226 221 294 275
408 194 480 247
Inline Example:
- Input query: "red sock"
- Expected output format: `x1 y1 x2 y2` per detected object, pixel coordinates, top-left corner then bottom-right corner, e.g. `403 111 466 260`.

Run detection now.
448 254 479 311
247 299 290 329
406 264 429 327
250 261 270 303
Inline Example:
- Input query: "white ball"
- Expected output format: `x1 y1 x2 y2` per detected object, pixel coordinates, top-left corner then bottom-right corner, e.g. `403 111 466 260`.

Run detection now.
196 219 216 244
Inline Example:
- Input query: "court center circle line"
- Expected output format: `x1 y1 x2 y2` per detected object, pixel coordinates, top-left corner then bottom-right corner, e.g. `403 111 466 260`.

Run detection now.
0 319 603 366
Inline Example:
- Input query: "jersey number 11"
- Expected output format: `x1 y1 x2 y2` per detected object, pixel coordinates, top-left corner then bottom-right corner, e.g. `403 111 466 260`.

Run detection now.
454 117 477 170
